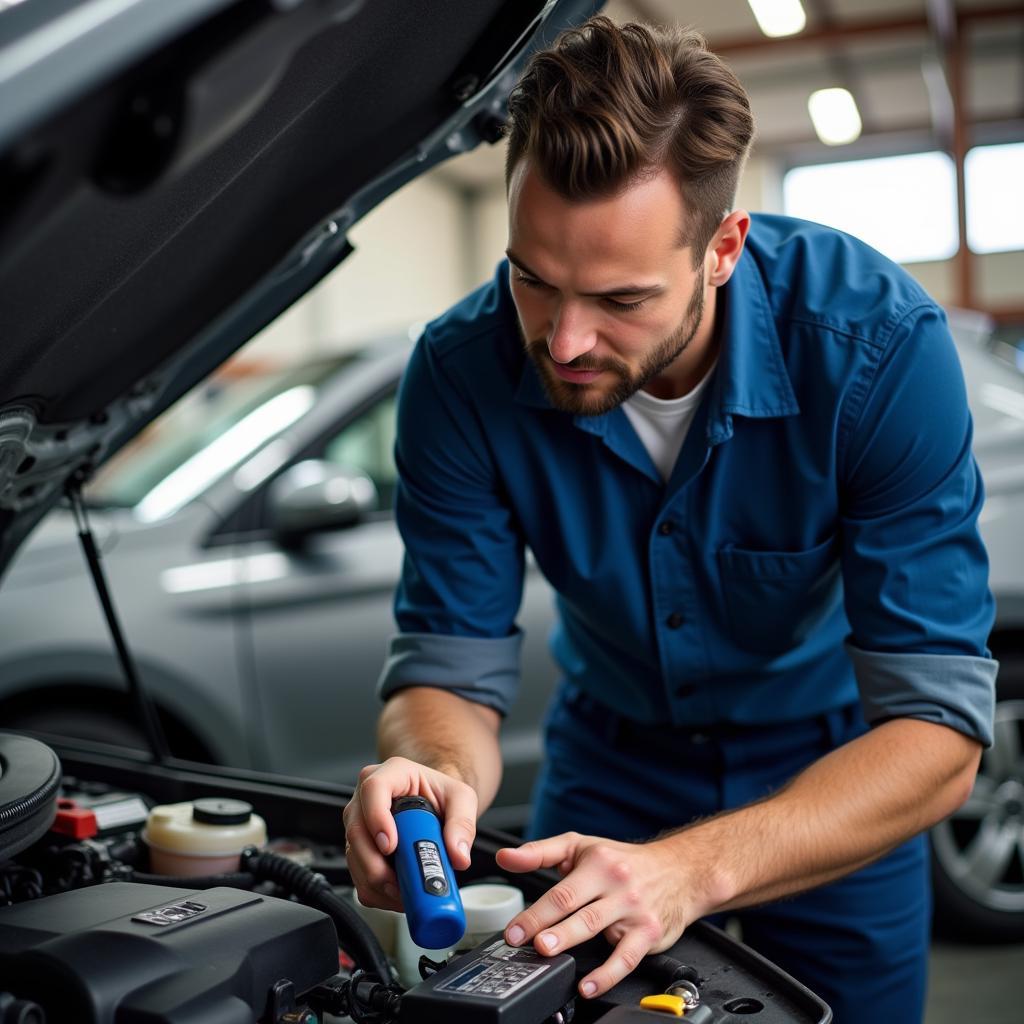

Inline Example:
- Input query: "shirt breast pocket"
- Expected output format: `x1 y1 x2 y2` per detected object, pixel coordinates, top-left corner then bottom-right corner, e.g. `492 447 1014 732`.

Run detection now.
717 535 841 655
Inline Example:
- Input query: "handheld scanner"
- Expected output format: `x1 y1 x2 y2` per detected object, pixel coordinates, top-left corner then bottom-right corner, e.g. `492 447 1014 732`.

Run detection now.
392 796 466 949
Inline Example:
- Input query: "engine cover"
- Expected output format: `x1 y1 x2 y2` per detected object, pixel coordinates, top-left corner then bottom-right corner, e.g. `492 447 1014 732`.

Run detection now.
0 882 339 1023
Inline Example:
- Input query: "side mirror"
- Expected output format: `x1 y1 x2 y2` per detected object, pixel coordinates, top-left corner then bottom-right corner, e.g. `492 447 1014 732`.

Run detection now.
268 460 379 541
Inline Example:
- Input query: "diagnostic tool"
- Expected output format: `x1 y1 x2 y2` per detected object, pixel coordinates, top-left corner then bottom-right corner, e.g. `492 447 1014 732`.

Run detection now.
393 796 466 948
399 934 576 1024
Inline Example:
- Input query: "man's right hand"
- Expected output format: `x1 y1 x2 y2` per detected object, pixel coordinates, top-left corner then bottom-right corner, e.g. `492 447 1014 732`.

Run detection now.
343 756 479 911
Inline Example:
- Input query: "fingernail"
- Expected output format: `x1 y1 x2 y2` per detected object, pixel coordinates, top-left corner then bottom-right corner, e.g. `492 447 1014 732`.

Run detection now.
581 981 597 998
376 832 389 853
538 932 557 952
458 840 470 860
507 925 525 946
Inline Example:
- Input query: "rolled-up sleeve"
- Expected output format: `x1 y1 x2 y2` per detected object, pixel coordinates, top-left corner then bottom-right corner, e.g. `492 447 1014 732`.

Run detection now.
846 643 996 746
377 631 523 716
376 330 526 714
840 304 997 745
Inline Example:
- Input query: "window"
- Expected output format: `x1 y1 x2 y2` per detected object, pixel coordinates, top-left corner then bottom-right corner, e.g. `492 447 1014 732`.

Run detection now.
783 152 959 264
323 391 399 511
966 143 1024 255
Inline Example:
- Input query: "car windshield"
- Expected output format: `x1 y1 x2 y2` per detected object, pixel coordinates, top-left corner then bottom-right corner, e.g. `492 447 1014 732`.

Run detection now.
85 354 356 513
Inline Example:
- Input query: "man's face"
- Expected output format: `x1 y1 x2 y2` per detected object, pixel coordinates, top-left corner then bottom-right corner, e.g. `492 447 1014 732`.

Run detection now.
507 161 711 415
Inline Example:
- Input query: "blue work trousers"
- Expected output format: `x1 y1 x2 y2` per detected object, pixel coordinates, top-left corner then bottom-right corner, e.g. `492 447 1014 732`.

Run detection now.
527 684 931 1024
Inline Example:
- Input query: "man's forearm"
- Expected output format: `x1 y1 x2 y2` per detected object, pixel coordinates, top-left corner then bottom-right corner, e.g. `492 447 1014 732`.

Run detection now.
669 717 982 916
378 686 504 813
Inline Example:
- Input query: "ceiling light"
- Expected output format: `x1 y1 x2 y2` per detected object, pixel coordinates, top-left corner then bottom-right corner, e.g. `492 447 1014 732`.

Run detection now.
747 0 807 38
807 88 862 146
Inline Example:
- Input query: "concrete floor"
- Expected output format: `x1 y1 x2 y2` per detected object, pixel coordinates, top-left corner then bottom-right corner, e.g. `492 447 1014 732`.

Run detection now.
925 942 1023 1023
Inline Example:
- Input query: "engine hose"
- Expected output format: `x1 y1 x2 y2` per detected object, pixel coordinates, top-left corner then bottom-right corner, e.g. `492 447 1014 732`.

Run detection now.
644 953 700 989
241 847 393 983
128 870 256 889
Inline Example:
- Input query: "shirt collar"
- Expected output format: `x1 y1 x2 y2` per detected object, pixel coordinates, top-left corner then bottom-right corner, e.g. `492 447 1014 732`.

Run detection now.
705 245 800 445
513 247 800 444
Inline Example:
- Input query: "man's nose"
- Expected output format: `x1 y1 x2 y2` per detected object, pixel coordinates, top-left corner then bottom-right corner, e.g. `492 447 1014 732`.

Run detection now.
547 302 597 365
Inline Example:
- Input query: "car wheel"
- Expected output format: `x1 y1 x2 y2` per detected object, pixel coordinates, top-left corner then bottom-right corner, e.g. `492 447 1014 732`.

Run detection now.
931 660 1024 941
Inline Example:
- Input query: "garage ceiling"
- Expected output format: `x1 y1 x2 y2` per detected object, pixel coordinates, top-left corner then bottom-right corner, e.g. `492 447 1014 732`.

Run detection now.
440 0 1023 187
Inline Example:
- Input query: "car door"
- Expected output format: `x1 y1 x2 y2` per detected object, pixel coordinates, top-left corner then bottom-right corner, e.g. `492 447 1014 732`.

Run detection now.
237 381 559 822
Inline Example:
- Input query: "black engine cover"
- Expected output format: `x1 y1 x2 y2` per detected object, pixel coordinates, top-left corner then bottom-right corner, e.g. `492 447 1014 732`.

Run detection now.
0 882 338 1023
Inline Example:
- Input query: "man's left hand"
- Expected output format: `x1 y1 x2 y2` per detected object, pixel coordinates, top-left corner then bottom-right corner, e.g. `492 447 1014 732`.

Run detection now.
495 832 702 999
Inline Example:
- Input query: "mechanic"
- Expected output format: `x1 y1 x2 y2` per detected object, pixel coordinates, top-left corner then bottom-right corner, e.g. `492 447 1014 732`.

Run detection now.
343 16 996 1022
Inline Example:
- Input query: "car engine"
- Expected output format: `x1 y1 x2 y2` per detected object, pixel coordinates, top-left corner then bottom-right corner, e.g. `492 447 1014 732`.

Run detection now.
0 733 831 1023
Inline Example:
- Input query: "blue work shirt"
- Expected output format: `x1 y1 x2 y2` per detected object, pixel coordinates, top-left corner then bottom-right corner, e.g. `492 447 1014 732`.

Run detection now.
379 214 997 746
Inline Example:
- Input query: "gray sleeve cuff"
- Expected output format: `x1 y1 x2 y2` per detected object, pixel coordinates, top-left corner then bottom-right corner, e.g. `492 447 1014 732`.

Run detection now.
846 641 997 747
377 630 523 717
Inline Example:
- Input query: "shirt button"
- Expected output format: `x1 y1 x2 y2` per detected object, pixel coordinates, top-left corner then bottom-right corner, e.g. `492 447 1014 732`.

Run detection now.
665 611 684 629
657 520 675 536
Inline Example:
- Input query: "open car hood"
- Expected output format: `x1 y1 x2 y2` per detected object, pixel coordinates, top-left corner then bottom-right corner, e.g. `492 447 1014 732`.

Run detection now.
0 0 598 576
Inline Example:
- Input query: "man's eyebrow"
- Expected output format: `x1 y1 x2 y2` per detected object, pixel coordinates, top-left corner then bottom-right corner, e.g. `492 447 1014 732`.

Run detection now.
505 249 664 299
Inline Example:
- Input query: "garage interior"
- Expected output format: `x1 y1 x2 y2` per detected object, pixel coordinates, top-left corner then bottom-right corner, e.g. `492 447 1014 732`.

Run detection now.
1 1 1021 1021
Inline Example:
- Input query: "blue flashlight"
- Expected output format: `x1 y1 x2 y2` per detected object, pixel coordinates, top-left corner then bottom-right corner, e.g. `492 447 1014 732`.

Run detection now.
392 796 466 949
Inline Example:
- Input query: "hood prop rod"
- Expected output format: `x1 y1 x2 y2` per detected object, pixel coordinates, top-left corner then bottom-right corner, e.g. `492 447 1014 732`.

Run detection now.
67 480 170 764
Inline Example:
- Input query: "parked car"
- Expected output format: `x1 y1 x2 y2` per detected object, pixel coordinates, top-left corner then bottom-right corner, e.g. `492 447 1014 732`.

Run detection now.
927 310 1024 942
0 336 559 828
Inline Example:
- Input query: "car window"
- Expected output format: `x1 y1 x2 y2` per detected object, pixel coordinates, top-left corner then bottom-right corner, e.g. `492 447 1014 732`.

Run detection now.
322 390 398 511
86 356 356 513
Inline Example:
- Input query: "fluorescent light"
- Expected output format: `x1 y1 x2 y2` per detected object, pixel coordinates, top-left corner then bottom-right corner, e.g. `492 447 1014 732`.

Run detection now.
747 0 806 38
807 88 862 146
136 385 316 522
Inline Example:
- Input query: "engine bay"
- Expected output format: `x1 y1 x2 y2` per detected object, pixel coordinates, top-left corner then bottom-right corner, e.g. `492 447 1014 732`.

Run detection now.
0 733 831 1023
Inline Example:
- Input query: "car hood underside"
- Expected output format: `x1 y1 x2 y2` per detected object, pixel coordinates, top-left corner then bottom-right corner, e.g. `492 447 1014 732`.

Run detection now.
0 0 597 575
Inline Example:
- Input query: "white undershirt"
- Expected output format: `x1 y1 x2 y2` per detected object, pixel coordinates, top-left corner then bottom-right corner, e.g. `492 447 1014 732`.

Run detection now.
622 364 717 481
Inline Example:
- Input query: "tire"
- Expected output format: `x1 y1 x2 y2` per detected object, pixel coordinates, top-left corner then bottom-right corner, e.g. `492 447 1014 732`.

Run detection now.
931 658 1024 942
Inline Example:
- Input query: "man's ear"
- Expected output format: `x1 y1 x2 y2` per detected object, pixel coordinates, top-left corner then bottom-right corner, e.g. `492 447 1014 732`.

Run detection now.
707 210 750 287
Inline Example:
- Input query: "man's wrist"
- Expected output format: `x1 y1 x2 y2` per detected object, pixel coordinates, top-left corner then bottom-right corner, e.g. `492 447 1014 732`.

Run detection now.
655 823 738 919
432 758 479 794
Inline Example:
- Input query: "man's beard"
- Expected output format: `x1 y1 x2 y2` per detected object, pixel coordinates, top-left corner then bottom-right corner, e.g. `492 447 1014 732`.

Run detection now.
523 269 706 417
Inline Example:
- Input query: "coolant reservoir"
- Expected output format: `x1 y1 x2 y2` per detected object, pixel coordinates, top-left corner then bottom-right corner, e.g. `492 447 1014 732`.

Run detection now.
142 798 267 877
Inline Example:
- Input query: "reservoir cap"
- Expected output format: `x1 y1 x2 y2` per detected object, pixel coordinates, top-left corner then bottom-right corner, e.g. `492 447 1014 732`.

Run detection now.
193 798 253 826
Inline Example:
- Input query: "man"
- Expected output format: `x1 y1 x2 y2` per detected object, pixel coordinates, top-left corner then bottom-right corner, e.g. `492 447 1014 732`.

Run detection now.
342 16 996 1021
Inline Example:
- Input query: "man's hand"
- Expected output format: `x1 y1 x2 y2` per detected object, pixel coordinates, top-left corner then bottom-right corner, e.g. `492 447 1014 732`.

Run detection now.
496 833 703 999
343 756 478 911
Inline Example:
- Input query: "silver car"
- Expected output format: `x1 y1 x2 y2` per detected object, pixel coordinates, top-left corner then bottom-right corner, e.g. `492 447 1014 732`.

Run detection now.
0 337 557 830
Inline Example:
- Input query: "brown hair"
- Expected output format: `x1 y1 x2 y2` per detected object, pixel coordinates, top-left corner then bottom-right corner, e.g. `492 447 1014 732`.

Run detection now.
505 16 754 260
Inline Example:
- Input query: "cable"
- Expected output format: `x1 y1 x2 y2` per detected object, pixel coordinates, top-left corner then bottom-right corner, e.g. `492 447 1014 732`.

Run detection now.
241 847 393 983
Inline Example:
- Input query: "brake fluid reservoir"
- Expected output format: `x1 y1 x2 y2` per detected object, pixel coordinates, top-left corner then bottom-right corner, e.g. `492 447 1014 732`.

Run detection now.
143 798 267 876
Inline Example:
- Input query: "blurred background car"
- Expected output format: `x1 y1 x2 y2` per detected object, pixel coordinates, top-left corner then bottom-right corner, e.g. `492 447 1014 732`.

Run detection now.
0 309 1021 939
0 333 558 831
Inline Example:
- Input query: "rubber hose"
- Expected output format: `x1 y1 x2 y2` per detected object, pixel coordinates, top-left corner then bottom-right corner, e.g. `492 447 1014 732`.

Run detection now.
242 849 392 983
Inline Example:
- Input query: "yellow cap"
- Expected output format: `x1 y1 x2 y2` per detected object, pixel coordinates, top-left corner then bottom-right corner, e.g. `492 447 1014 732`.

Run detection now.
639 994 686 1016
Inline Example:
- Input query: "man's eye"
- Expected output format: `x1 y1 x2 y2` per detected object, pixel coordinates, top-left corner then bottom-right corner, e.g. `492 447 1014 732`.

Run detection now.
515 273 548 291
605 297 646 312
